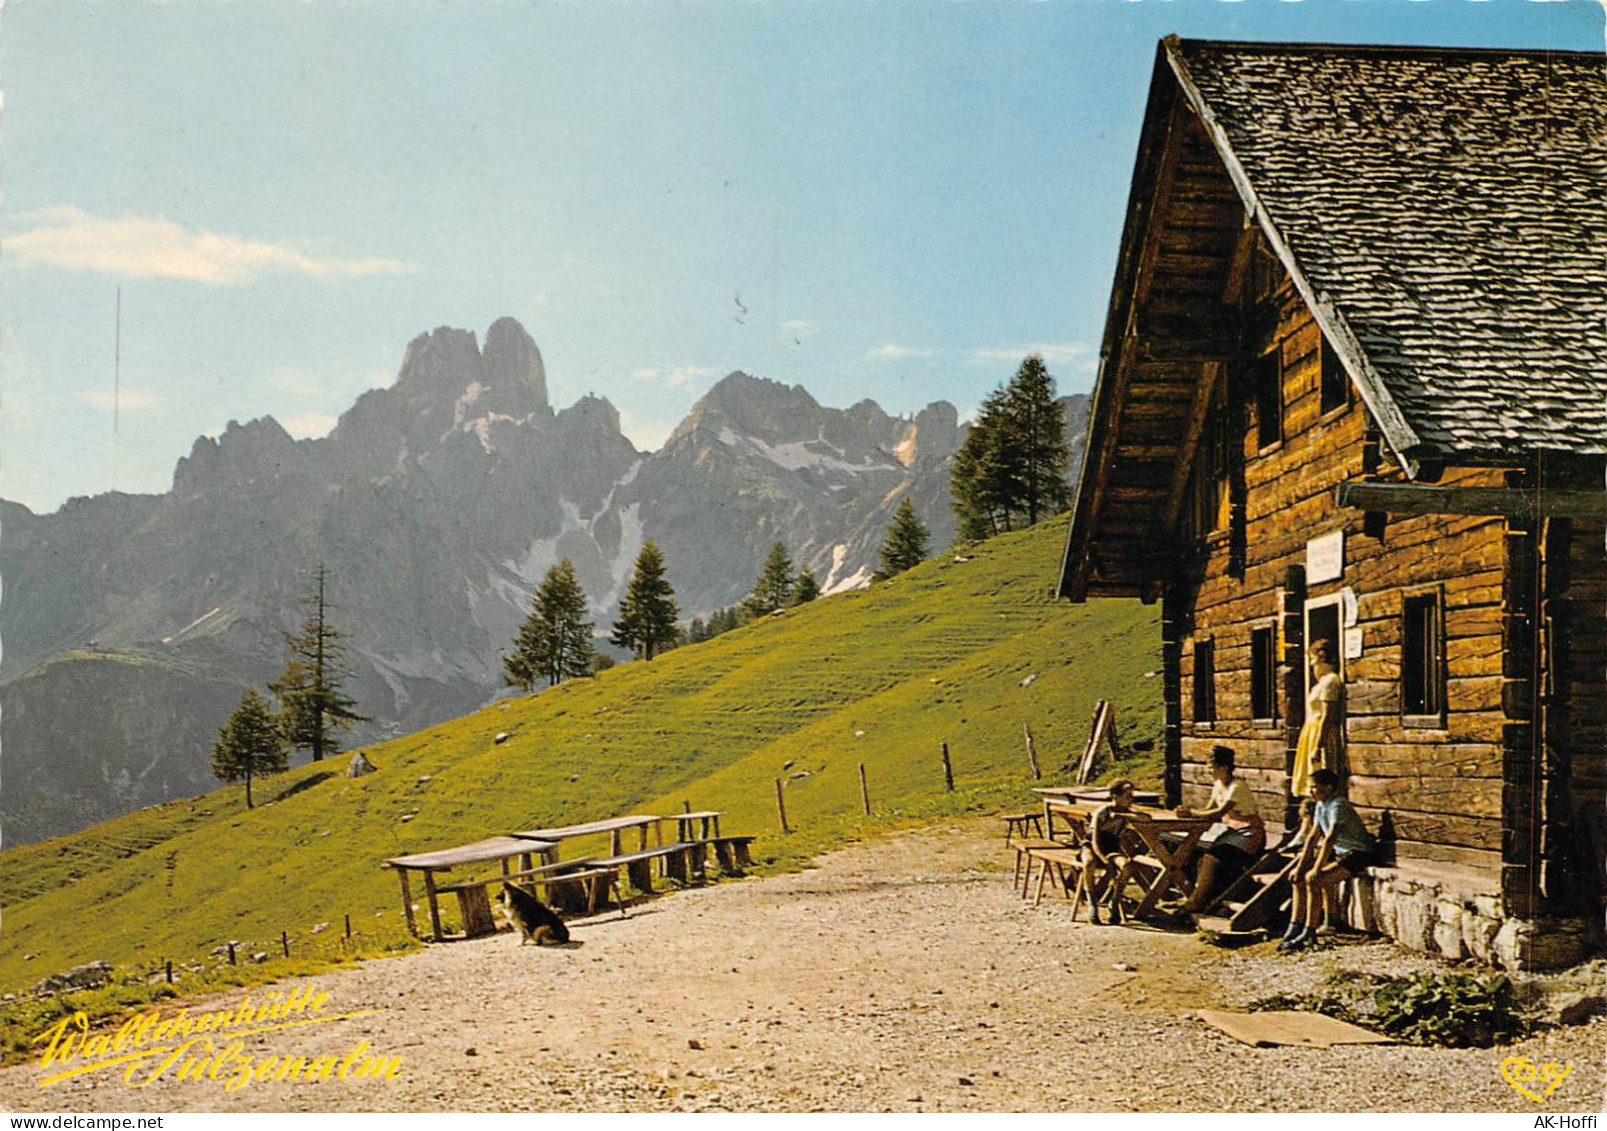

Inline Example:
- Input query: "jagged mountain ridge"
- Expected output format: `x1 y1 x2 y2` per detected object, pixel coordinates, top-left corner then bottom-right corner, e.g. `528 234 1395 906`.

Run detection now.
0 317 1087 845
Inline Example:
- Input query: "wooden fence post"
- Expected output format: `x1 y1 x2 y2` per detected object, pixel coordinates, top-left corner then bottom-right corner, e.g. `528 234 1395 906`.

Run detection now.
345 914 353 941
165 960 173 985
859 762 871 815
1024 723 1042 780
281 931 290 959
227 942 236 966
774 779 790 834
942 742 954 792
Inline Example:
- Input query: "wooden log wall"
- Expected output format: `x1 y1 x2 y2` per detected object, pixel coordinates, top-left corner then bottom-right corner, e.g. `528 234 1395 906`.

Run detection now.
1174 255 1512 879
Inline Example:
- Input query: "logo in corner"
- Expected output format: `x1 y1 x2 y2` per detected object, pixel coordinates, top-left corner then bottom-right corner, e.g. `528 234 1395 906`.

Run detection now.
1500 1056 1572 1103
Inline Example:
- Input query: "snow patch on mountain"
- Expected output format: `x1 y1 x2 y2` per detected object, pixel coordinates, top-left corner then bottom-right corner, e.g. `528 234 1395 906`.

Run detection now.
745 431 899 475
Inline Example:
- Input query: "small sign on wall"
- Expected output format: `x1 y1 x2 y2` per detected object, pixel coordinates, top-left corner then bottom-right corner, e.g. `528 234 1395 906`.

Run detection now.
1307 530 1345 584
1344 626 1364 661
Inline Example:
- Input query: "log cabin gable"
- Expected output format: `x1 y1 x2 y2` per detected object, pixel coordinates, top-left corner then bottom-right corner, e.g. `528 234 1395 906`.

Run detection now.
1060 38 1607 606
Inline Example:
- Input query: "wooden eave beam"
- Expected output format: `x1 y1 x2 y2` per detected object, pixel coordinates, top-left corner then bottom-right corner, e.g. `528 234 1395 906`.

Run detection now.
1336 481 1607 521
1161 36 1424 480
1062 81 1190 601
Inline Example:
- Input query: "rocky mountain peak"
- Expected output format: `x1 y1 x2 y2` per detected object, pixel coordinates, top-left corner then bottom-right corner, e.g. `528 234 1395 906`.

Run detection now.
555 393 624 439
482 317 552 419
670 372 825 447
171 416 306 498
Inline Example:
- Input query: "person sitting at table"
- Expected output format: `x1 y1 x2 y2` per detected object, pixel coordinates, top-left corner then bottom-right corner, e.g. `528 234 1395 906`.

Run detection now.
1175 745 1266 917
1279 768 1378 951
1085 778 1148 923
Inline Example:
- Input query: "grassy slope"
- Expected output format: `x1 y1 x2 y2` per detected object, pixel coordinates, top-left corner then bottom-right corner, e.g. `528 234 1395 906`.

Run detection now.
0 518 1161 994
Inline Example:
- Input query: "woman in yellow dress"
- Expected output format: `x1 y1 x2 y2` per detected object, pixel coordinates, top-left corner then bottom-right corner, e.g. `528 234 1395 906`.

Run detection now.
1291 638 1343 798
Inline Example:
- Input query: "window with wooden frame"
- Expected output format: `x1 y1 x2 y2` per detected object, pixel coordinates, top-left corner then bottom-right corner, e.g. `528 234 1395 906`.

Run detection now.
1253 351 1282 450
1250 624 1277 723
1192 638 1217 724
1401 588 1446 724
1319 340 1350 416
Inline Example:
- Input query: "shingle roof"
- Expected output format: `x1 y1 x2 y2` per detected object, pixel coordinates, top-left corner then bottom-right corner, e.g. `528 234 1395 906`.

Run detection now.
1169 39 1607 459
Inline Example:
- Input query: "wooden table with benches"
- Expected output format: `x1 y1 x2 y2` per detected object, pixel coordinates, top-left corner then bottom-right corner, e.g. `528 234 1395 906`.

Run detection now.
519 813 755 896
386 835 558 942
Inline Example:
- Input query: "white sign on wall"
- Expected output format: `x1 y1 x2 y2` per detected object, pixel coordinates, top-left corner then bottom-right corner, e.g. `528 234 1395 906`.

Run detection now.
1344 626 1364 661
1306 530 1345 584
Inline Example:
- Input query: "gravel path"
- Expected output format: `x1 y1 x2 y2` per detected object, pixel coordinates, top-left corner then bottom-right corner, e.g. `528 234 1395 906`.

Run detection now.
5 819 1603 1112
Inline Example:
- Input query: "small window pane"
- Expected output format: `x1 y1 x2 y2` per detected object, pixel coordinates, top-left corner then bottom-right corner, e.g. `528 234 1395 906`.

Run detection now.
1320 341 1349 415
1402 594 1443 718
1251 627 1277 721
1193 639 1217 724
1254 353 1282 448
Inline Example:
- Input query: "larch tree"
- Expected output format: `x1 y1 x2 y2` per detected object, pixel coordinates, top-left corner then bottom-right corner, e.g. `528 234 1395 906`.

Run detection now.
270 564 368 762
611 541 680 660
505 559 596 689
211 686 288 808
875 496 931 579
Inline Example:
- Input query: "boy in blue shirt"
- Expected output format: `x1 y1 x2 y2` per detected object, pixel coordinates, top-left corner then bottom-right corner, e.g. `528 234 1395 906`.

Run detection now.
1279 768 1378 951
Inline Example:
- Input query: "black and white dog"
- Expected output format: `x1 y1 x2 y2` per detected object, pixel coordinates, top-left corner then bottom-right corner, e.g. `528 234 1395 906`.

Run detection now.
495 883 571 946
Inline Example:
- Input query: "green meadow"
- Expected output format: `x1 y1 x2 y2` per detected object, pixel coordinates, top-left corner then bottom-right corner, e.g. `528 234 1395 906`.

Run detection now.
0 517 1161 1005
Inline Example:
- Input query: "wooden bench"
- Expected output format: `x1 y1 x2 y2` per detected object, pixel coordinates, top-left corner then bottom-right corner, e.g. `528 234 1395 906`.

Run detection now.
435 879 500 938
441 859 626 932
596 843 704 892
1000 812 1046 845
707 835 755 873
502 859 626 918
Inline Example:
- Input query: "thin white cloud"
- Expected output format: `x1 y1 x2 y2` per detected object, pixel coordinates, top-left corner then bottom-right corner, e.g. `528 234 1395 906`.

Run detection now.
782 319 821 337
5 206 420 284
868 344 937 360
281 412 340 439
75 389 158 411
631 365 719 391
966 342 1097 370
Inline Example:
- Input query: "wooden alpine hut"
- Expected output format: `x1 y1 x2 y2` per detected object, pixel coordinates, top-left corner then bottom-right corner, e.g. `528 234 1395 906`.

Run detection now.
1057 37 1606 968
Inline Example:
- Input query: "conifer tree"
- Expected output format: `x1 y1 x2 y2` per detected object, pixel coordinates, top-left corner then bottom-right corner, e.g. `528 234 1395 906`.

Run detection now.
211 686 288 808
270 565 367 762
792 564 821 605
949 355 1070 538
950 384 1020 540
745 542 795 616
505 559 595 689
876 497 931 579
611 541 680 660
1006 354 1072 525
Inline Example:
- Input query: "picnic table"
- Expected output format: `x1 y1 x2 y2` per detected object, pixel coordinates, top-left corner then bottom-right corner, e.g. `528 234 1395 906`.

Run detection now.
386 835 558 942
1027 801 1210 923
1120 808 1212 919
517 815 665 858
1033 785 1161 806
518 813 740 893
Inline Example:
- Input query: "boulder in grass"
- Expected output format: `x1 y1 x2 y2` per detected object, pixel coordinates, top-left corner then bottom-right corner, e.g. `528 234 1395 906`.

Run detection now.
32 960 113 994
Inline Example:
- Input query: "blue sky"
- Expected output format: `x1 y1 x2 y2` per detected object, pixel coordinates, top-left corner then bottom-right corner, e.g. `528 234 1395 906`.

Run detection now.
3 0 1600 512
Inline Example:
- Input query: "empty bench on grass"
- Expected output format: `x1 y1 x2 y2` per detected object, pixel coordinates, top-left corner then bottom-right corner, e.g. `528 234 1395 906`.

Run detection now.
596 843 706 893
709 835 755 873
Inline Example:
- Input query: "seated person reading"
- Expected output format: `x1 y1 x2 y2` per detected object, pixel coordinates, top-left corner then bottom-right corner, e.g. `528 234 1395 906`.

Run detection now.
1279 768 1378 951
1176 745 1266 915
